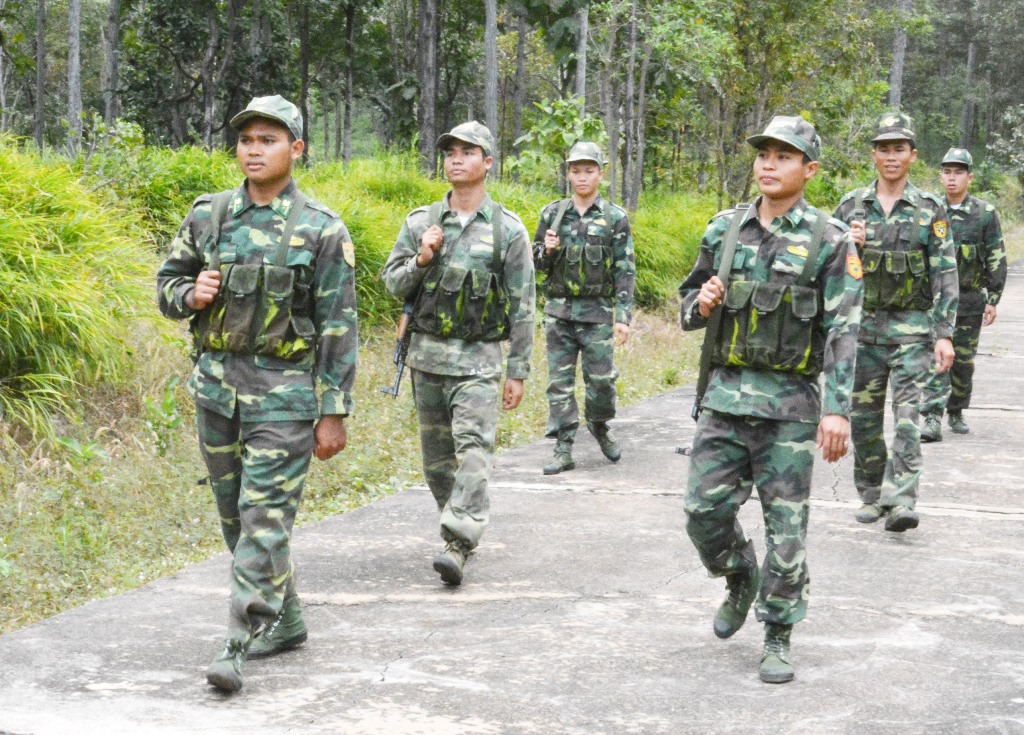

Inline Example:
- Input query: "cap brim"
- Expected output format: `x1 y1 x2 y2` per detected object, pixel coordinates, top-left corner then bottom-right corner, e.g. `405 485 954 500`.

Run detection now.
871 132 914 143
230 110 298 139
436 133 489 155
566 156 604 165
746 133 815 160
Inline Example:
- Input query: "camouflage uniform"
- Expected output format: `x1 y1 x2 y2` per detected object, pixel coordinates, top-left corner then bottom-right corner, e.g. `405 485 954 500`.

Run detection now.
920 154 1006 424
834 182 957 511
681 194 861 624
381 128 534 557
533 146 635 447
157 154 357 642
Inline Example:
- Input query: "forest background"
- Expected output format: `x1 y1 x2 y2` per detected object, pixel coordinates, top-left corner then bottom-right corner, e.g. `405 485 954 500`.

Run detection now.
1 0 1023 634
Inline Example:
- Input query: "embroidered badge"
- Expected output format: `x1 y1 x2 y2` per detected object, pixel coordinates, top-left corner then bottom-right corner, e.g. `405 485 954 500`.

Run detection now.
932 221 948 239
847 254 863 280
787 245 809 258
342 241 356 268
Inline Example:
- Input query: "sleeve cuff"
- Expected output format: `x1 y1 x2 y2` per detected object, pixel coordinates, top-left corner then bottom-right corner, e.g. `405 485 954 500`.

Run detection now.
506 360 530 381
319 390 353 417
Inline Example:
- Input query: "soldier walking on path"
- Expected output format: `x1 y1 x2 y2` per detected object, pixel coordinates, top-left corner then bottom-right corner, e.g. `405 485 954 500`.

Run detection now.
919 148 1007 442
833 112 958 532
156 95 359 692
381 122 535 587
532 142 636 475
679 116 863 683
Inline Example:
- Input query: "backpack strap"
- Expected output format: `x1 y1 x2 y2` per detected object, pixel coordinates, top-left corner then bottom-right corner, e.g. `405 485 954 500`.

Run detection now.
202 190 234 272
269 192 309 267
797 211 829 287
491 201 504 272
549 198 572 238
853 188 866 222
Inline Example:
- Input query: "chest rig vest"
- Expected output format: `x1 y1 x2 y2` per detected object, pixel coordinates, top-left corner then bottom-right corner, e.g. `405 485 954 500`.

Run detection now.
410 201 511 342
856 189 932 311
192 190 316 361
947 199 986 292
710 205 828 378
544 198 615 299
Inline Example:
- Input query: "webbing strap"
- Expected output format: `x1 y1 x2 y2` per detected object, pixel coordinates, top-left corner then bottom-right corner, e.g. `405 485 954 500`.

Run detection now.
428 199 505 270
203 191 234 272
550 198 572 238
269 192 309 267
797 212 829 287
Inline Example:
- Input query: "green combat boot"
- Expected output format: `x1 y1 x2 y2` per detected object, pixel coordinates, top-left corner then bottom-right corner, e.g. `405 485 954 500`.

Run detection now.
713 564 761 639
759 623 795 684
854 502 883 524
543 440 575 475
247 593 308 659
884 505 919 533
206 637 249 693
949 412 969 435
587 421 621 462
920 414 942 443
433 540 468 586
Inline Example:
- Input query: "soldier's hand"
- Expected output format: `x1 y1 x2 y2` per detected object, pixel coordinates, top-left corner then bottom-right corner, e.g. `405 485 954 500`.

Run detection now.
314 415 347 461
697 276 725 319
934 337 955 374
614 322 631 347
416 225 444 267
187 269 222 310
817 414 851 463
544 229 560 255
983 304 997 327
502 379 524 411
849 220 866 249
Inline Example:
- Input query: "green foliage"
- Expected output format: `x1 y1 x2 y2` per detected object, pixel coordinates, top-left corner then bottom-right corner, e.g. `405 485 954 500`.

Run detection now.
509 97 606 190
144 377 184 457
0 136 157 436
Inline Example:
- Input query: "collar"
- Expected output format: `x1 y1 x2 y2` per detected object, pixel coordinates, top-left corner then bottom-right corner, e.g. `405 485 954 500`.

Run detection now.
236 179 299 219
442 191 495 223
866 179 920 208
749 195 808 229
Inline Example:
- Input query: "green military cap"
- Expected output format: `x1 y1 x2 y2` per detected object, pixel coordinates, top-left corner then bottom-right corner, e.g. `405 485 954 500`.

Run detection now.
566 141 606 167
746 115 821 162
871 111 916 144
941 147 973 169
230 94 303 141
436 121 494 156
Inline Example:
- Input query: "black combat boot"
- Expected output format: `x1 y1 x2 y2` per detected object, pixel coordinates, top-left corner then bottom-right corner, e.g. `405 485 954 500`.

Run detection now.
713 563 761 639
759 622 795 683
587 420 621 462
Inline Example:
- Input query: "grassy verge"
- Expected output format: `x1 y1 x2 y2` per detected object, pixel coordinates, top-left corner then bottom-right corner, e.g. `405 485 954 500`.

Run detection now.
0 311 697 634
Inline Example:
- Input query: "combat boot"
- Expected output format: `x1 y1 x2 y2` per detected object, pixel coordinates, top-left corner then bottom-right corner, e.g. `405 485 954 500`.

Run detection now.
920 414 943 443
543 440 575 475
587 420 621 462
206 637 249 693
854 502 883 524
433 540 468 586
759 623 795 684
713 564 761 639
884 505 919 533
247 593 308 659
949 411 969 435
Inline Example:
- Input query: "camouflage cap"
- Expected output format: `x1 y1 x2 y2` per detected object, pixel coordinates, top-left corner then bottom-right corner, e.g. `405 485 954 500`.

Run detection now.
746 115 821 162
230 95 303 141
941 147 973 169
436 121 494 156
871 111 915 144
566 141 606 167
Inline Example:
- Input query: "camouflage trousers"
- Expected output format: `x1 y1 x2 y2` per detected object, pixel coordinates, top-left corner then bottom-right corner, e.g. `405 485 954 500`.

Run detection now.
685 409 815 626
196 406 314 641
544 316 617 439
920 311 984 418
851 340 931 510
412 369 500 550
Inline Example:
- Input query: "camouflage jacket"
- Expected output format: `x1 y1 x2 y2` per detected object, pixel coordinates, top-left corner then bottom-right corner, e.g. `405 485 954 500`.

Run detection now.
833 181 958 344
157 180 358 421
532 195 636 325
679 198 863 423
381 193 535 380
944 194 1006 316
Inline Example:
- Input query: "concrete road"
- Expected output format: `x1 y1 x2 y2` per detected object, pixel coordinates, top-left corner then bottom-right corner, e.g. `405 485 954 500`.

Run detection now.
1 268 1023 735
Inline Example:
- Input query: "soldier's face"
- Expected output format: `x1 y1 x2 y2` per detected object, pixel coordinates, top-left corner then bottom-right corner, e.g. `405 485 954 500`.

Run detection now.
940 165 973 199
871 141 917 183
444 143 492 186
568 162 603 199
753 143 817 202
236 119 303 189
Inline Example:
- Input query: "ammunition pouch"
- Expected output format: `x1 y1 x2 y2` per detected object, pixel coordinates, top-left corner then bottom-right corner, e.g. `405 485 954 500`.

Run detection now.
861 245 932 311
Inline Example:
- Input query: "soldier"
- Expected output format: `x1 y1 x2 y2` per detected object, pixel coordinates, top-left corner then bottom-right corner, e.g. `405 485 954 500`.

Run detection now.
679 116 863 683
920 148 1006 441
157 95 358 693
834 111 957 532
381 121 535 586
533 142 636 474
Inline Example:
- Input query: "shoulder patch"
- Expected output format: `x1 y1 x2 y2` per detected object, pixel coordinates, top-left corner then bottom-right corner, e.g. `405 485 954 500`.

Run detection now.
342 241 355 268
933 220 948 239
847 254 863 280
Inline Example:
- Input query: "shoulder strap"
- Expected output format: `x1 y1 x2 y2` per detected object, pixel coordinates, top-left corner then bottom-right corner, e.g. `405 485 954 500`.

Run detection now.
550 198 572 236
491 202 504 272
269 192 309 267
797 211 829 287
853 189 865 221
715 203 748 283
428 201 443 228
203 191 234 271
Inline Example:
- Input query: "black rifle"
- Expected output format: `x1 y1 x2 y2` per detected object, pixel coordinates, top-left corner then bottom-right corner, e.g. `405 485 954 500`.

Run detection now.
380 298 415 398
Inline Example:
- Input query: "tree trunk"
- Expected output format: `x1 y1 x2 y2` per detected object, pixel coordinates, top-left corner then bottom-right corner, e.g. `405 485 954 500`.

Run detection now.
601 5 621 203
888 0 912 108
628 37 654 211
102 0 121 126
299 0 310 161
0 0 10 133
575 5 589 102
67 0 83 154
960 39 976 148
484 0 500 176
621 0 638 207
343 1 355 165
511 12 527 163
417 0 438 173
34 0 45 148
